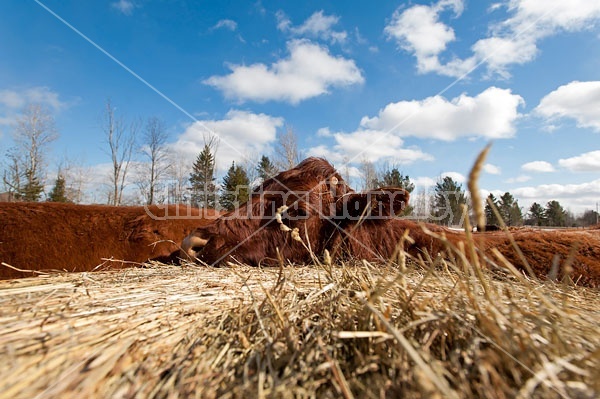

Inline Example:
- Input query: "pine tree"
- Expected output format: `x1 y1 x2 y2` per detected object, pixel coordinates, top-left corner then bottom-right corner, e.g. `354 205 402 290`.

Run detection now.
498 192 514 224
19 170 44 202
484 193 500 225
189 145 217 208
256 155 278 182
509 202 523 226
527 202 546 226
432 176 466 226
545 200 567 227
48 174 70 203
220 162 250 211
375 168 415 192
498 192 523 226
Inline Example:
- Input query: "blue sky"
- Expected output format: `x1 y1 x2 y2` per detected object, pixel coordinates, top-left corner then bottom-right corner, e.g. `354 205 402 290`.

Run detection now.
1 0 600 212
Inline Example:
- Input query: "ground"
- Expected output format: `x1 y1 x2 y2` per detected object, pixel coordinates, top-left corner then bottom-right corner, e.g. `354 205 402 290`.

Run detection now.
1 262 598 398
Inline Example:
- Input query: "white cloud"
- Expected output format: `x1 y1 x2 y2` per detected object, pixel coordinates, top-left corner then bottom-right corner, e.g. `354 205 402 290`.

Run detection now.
536 81 600 131
386 0 600 78
390 172 466 191
213 19 238 31
307 128 433 166
170 110 284 170
277 10 347 44
316 127 332 137
441 171 466 183
484 163 501 175
559 150 600 172
470 36 538 78
111 0 136 16
204 40 363 104
505 0 600 33
521 161 555 173
0 87 66 111
505 175 532 184
413 176 437 188
0 87 68 126
513 178 600 213
385 1 464 75
307 87 520 175
334 130 433 163
360 87 524 141
477 0 600 76
338 165 362 180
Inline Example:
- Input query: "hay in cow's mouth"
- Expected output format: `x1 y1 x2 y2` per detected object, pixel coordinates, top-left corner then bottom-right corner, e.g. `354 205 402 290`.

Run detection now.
1 251 598 398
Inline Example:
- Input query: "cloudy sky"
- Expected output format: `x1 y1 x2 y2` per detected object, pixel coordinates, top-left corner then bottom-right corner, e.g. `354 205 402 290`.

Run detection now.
1 0 599 212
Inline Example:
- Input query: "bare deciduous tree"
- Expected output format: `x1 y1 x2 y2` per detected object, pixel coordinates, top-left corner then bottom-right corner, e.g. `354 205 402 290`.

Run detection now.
103 100 138 206
3 151 22 196
240 153 262 187
167 153 191 204
341 156 352 185
275 126 301 170
412 188 430 220
3 104 58 201
359 158 377 190
56 156 92 203
136 117 169 204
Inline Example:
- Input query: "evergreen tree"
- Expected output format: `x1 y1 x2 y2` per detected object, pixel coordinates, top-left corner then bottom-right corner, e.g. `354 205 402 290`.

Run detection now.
256 155 278 182
189 145 217 208
432 176 466 226
19 170 44 201
374 168 415 215
509 202 524 226
220 162 250 211
48 174 70 203
484 193 500 225
527 202 546 226
498 192 523 226
545 200 567 227
374 168 415 192
498 192 514 224
578 209 599 227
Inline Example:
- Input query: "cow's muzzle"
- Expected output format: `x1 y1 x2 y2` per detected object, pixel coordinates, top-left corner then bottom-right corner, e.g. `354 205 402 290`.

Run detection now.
180 235 208 262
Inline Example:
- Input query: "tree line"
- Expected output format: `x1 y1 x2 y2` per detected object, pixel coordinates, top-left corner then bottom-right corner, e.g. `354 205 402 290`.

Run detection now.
188 145 279 211
0 100 298 210
2 101 598 225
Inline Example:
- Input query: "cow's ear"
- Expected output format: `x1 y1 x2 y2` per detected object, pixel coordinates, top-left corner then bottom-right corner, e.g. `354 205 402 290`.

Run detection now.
335 187 409 219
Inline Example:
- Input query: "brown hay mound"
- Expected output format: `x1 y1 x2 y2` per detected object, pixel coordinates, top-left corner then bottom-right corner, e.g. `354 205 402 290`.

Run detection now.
1 261 598 399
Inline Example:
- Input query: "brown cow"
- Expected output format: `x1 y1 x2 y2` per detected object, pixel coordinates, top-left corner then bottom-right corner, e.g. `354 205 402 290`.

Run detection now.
0 202 218 279
182 157 600 287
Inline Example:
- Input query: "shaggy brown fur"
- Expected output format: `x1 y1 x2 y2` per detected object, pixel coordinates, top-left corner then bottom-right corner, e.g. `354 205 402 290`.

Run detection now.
183 158 600 287
184 157 355 265
0 202 218 279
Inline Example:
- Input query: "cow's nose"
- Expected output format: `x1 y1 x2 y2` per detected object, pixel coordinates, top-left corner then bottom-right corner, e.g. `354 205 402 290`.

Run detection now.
180 235 208 262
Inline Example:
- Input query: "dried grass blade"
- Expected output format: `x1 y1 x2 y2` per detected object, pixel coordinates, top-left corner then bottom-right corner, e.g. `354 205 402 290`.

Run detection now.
362 299 459 399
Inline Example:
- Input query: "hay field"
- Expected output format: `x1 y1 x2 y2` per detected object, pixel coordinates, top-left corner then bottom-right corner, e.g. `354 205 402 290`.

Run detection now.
1 257 599 399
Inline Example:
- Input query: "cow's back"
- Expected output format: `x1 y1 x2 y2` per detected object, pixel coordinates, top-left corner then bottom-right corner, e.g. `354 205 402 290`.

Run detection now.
0 202 219 279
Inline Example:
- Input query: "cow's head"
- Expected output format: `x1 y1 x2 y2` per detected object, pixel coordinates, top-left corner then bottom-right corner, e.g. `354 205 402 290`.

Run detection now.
181 157 409 265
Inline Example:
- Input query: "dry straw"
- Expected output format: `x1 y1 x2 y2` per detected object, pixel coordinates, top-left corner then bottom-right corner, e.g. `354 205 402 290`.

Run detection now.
1 262 598 398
